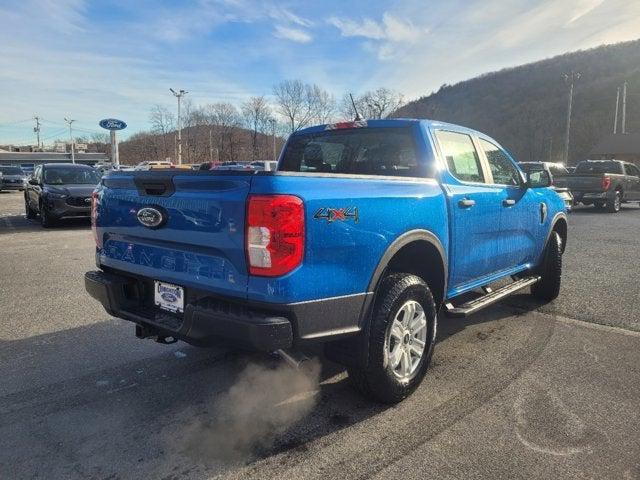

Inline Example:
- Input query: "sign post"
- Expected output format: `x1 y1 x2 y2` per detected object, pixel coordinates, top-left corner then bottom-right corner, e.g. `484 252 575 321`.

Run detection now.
99 118 127 168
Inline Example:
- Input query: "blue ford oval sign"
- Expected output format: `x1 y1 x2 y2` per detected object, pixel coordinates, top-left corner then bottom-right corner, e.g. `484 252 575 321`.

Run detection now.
99 118 127 130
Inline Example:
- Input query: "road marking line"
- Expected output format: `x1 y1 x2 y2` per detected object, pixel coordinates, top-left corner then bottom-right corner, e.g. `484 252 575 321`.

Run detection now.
535 311 640 338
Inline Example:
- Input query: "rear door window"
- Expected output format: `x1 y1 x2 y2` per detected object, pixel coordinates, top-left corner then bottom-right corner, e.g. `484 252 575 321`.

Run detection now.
575 161 623 174
279 127 425 177
435 130 484 183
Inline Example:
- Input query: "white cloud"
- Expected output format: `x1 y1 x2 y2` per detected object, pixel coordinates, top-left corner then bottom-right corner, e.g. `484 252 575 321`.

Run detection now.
328 13 422 43
273 25 313 43
566 0 605 24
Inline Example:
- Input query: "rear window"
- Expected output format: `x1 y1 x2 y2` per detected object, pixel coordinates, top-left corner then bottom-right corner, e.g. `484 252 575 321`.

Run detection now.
0 166 23 175
279 127 426 177
575 161 622 174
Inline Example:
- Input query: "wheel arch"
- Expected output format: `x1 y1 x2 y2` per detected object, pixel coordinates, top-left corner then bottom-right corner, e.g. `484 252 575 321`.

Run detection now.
548 212 568 254
364 230 447 319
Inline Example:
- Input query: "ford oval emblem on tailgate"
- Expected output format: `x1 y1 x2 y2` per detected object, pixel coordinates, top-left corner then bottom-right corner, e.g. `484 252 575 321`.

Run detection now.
137 207 166 228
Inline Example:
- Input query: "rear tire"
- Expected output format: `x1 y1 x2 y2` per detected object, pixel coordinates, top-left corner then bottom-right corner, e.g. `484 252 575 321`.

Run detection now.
606 191 621 213
348 273 437 404
532 231 562 301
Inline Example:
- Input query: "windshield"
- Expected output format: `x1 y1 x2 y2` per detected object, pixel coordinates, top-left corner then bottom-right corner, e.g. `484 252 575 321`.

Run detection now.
0 166 24 175
43 167 101 185
279 127 426 177
575 161 622 174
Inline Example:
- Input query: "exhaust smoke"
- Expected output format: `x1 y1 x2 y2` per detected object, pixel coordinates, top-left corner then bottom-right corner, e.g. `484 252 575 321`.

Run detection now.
181 357 321 464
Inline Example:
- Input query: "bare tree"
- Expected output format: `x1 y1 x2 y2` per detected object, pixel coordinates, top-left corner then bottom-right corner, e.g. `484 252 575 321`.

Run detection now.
241 96 272 159
341 88 405 120
203 102 242 162
308 85 336 124
149 105 175 160
273 80 313 133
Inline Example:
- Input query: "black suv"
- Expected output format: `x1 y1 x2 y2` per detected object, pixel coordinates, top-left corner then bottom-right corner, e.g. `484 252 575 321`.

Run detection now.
24 163 101 227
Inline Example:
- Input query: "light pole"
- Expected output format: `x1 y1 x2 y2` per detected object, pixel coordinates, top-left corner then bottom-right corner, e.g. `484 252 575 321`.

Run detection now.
268 118 276 161
170 88 188 164
613 87 620 134
621 81 627 134
563 72 580 165
64 117 76 164
33 116 41 149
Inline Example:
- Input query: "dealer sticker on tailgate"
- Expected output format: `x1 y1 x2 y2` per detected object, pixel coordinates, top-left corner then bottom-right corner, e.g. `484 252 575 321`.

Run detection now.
154 281 184 314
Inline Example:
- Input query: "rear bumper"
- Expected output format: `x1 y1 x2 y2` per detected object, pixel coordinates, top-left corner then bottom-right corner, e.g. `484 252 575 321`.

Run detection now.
85 270 293 351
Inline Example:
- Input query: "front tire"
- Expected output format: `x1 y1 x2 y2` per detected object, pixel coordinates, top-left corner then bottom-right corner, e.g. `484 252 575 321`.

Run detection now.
348 273 437 404
25 197 36 219
40 204 55 228
532 231 562 301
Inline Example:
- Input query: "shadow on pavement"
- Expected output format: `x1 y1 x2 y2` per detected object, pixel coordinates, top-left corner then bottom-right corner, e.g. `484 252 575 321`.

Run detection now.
0 293 546 478
0 213 90 234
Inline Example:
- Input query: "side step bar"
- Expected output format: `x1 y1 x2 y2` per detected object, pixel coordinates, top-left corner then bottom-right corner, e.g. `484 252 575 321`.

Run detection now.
444 276 541 318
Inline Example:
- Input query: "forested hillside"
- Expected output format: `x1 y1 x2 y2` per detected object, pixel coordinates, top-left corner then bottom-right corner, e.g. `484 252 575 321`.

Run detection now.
393 40 640 164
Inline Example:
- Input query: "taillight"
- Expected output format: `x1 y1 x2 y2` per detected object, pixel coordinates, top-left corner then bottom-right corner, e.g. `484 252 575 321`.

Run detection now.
602 176 611 191
91 191 101 248
246 195 304 277
325 120 368 130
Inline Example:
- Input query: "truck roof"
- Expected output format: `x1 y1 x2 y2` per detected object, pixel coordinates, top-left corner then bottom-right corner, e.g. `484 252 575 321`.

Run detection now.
294 118 486 138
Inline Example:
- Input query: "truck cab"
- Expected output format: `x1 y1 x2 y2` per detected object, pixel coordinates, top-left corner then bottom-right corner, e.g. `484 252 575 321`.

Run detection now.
85 119 567 403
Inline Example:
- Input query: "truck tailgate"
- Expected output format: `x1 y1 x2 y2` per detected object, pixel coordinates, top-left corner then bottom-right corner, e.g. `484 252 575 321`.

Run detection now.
96 171 252 299
568 174 603 192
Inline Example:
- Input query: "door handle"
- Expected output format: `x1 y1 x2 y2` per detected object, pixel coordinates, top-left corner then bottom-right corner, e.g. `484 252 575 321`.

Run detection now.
458 198 476 208
502 199 516 207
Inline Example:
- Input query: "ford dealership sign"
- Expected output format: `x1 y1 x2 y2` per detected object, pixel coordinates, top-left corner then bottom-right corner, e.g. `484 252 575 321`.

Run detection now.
99 118 127 130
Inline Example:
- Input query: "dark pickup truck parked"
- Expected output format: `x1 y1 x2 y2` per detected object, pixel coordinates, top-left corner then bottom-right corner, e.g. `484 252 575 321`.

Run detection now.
569 160 640 212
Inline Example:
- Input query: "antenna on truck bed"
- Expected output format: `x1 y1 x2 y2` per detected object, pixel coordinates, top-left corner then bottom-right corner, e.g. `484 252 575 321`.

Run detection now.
349 93 362 121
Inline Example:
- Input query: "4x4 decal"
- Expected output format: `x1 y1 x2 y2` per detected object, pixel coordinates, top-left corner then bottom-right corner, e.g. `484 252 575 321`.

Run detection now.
313 206 359 223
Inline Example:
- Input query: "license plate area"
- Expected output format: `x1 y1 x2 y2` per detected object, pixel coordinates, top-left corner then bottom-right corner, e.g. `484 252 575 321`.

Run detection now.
154 281 184 314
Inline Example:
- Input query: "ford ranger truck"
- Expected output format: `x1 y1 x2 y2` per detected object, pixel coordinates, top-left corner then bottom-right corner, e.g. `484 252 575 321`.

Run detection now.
85 119 567 404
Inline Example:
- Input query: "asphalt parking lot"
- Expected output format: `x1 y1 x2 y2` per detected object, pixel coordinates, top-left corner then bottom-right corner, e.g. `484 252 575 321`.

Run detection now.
1 190 639 479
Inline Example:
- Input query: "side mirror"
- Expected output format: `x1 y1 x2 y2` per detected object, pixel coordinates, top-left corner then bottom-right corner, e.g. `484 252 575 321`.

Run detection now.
28 178 39 186
526 169 551 188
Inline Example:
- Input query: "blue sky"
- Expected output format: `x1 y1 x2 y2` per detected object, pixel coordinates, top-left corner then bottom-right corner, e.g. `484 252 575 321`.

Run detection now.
1 0 639 144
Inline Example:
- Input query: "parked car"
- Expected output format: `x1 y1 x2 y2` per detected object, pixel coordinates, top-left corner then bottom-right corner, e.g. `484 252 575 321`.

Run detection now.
135 161 174 170
85 119 567 404
0 166 28 191
250 160 278 171
568 160 640 212
24 163 101 227
519 162 573 211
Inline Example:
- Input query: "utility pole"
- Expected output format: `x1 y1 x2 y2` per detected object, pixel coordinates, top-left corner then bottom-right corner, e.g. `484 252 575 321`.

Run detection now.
613 87 620 134
170 88 188 164
33 116 41 149
269 118 276 161
621 81 627 134
563 72 580 165
64 117 76 164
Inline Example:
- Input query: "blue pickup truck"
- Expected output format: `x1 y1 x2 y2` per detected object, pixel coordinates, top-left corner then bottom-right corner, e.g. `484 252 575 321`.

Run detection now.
85 119 567 403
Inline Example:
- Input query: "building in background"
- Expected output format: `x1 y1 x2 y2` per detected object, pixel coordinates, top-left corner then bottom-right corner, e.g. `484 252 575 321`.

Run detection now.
0 152 109 174
590 134 640 165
